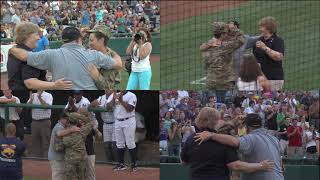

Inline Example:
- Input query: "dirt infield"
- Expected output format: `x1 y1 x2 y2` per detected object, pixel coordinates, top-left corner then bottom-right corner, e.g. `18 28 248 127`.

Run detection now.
161 0 247 25
23 159 159 180
150 55 160 63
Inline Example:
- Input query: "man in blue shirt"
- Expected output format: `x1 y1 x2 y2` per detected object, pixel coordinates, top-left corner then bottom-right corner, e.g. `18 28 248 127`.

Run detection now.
0 123 26 180
33 28 49 52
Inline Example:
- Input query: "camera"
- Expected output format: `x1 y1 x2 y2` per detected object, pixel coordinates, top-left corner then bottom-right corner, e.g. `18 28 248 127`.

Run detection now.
134 32 143 42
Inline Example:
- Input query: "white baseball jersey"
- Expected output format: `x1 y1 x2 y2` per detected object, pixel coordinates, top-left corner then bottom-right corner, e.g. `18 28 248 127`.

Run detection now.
97 94 115 123
0 96 21 121
65 96 90 109
107 91 137 119
28 91 53 120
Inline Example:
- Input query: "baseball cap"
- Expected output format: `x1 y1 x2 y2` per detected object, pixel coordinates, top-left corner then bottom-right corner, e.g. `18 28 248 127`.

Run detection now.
248 92 254 95
87 25 111 39
67 112 81 124
245 113 262 128
73 90 82 95
169 108 174 112
62 27 81 43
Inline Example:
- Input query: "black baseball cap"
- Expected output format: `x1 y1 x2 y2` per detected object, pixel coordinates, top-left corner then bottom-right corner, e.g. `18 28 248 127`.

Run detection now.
62 27 81 43
245 113 262 128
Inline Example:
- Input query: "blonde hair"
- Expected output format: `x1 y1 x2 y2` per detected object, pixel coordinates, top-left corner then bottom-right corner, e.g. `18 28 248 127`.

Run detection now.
14 22 39 44
259 16 279 34
195 107 221 130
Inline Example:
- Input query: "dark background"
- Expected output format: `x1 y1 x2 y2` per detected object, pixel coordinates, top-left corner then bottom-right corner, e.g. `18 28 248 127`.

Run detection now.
0 90 159 141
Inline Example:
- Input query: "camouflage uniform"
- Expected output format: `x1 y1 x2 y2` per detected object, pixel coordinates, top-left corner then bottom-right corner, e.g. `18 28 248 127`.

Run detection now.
201 22 245 90
62 112 93 180
86 25 121 90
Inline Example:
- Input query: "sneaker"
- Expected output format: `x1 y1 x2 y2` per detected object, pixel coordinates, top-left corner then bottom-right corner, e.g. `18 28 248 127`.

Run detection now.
113 164 127 171
131 163 138 172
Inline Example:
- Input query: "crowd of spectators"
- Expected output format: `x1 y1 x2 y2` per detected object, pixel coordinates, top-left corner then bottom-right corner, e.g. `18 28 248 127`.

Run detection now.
0 0 160 42
159 90 320 159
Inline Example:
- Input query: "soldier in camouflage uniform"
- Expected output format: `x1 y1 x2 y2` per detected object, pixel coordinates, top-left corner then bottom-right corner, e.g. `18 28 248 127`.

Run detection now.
81 25 121 90
62 111 94 180
200 22 245 90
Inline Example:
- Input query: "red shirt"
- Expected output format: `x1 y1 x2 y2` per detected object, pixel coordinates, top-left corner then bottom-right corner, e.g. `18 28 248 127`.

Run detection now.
287 125 302 147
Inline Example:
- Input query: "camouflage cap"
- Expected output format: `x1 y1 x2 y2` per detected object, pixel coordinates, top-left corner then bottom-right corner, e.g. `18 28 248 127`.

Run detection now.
212 22 229 34
87 25 111 39
67 112 82 124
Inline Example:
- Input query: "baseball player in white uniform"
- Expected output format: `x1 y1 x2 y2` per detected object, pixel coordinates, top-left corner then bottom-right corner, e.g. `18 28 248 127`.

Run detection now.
106 90 138 171
90 90 117 162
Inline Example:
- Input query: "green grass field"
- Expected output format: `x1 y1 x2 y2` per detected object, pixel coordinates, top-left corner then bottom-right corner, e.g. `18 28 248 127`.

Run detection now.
24 177 48 180
116 60 160 90
161 1 320 90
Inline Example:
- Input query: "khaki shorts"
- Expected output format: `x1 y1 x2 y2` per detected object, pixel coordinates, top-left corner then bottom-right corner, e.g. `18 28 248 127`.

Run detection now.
49 160 65 180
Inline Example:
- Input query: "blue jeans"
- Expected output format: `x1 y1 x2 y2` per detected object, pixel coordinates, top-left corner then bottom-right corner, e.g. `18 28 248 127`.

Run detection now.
126 69 152 90
168 144 180 156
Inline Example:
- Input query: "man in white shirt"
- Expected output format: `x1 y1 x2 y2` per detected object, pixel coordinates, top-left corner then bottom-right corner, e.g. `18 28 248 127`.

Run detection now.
107 91 138 171
90 90 117 162
65 91 90 112
0 89 22 139
27 90 53 158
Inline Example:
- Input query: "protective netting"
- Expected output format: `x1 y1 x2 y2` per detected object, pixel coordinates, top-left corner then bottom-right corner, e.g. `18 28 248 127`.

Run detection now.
160 0 320 90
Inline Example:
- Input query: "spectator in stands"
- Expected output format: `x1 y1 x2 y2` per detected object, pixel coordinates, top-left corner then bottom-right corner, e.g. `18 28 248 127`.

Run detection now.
304 124 318 158
183 109 275 180
0 24 7 38
309 97 319 130
241 92 255 108
60 9 70 27
159 119 169 153
205 95 217 108
163 111 175 130
33 28 49 52
265 105 278 131
276 104 290 131
0 123 26 180
237 54 270 91
27 90 53 158
10 9 21 25
253 17 285 90
81 6 91 27
244 101 255 114
7 22 72 90
287 115 303 158
126 27 153 90
0 89 22 140
278 118 290 156
233 91 246 109
181 119 195 147
168 121 181 156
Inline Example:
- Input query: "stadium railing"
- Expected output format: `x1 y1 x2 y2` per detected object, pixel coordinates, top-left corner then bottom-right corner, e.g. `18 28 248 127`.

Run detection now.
160 155 319 180
0 33 160 56
0 103 159 167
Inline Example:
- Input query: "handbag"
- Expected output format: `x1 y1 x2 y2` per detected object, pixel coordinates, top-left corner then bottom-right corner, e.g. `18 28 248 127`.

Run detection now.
125 46 141 75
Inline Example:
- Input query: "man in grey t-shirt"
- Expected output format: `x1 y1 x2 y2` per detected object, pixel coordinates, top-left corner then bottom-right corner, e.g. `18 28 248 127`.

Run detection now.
195 113 284 180
48 113 80 180
9 27 123 90
229 21 260 76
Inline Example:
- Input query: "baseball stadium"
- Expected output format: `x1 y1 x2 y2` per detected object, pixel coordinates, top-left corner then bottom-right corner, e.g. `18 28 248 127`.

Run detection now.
160 90 319 180
160 0 320 90
0 90 159 180
1 0 160 90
